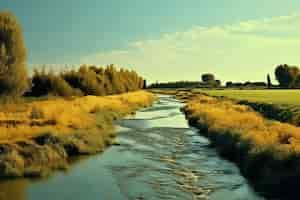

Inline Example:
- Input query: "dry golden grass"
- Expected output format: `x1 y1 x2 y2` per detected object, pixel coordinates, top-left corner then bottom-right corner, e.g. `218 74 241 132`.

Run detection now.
184 95 300 158
0 91 155 143
182 94 300 197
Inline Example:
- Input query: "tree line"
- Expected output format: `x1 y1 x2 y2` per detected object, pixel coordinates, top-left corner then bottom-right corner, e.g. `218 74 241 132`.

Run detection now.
0 11 144 98
151 65 300 89
149 81 202 89
29 65 144 97
149 73 221 89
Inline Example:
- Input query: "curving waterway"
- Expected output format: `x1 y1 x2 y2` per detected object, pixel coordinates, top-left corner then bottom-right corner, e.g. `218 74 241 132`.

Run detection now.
0 96 266 200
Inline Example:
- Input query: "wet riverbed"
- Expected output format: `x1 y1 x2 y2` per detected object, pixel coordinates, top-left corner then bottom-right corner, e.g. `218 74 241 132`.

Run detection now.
0 96 266 200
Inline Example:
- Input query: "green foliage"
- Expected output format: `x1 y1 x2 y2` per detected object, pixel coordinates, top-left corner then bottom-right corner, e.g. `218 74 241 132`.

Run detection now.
275 64 300 88
62 64 144 96
225 81 266 88
199 88 300 126
199 89 300 105
30 69 83 97
201 73 215 83
149 81 202 89
63 65 104 96
0 11 28 96
30 65 144 97
200 73 222 87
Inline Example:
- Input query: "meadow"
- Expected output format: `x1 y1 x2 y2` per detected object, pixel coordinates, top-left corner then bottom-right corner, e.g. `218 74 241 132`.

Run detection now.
192 89 300 126
196 89 300 105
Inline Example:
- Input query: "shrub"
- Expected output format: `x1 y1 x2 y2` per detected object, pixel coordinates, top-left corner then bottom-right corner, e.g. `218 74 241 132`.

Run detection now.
30 69 83 97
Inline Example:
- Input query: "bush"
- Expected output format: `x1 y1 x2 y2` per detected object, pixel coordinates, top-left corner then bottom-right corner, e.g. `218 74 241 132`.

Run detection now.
30 69 83 97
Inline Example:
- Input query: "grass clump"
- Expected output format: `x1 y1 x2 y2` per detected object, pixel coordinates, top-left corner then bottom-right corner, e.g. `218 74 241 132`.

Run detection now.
30 106 45 119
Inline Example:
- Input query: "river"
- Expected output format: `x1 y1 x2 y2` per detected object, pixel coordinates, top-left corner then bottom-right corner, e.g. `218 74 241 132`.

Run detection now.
0 95 266 200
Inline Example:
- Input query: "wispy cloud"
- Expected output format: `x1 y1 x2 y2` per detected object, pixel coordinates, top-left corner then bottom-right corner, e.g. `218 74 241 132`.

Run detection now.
81 14 300 83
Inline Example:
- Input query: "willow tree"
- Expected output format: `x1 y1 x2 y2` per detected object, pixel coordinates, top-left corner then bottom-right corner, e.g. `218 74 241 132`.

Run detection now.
0 11 28 96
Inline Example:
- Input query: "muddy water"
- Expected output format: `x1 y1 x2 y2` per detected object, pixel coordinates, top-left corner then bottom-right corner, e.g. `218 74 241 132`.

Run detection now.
0 96 266 200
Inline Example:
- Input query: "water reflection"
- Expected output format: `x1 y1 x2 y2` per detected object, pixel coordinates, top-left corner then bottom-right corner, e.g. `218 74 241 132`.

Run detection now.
0 179 27 200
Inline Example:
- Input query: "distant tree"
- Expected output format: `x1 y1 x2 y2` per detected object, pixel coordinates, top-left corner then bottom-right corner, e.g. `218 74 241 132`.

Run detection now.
201 73 215 83
0 11 28 96
295 76 300 88
148 81 201 89
267 74 272 88
215 80 221 87
226 81 233 88
275 64 299 88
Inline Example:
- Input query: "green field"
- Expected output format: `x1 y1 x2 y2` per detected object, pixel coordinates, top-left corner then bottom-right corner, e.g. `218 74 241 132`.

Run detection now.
196 89 300 106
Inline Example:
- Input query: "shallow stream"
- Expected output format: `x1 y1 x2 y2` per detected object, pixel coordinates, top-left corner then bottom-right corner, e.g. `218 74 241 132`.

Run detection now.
0 96 266 200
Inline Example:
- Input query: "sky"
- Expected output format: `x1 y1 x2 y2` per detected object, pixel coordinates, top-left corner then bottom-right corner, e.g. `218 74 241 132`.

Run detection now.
2 0 300 83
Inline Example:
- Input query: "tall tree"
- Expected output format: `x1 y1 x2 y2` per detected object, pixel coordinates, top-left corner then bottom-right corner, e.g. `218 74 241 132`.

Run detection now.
201 73 215 83
0 11 28 96
275 64 299 88
267 74 272 88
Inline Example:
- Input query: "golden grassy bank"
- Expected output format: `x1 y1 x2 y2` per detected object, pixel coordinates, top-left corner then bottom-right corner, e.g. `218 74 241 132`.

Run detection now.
181 93 300 198
196 89 300 126
0 91 155 178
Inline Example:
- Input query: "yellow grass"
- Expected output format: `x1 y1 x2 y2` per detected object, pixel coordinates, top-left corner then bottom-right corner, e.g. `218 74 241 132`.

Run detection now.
0 91 155 143
184 95 300 158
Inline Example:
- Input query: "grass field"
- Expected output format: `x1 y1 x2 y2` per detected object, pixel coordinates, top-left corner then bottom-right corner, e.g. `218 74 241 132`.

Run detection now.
196 89 300 105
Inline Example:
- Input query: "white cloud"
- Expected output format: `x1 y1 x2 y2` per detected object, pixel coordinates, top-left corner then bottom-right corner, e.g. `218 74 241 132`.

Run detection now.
80 14 300 83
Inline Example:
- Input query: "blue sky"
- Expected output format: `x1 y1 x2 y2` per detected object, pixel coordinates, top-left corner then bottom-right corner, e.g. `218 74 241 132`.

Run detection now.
2 0 300 82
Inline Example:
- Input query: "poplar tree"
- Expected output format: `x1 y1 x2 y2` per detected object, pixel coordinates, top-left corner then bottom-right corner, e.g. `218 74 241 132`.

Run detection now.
0 11 28 96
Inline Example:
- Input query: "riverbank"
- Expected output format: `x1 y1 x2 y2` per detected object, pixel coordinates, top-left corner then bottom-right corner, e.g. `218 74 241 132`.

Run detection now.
176 91 300 199
0 91 155 178
195 88 300 126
